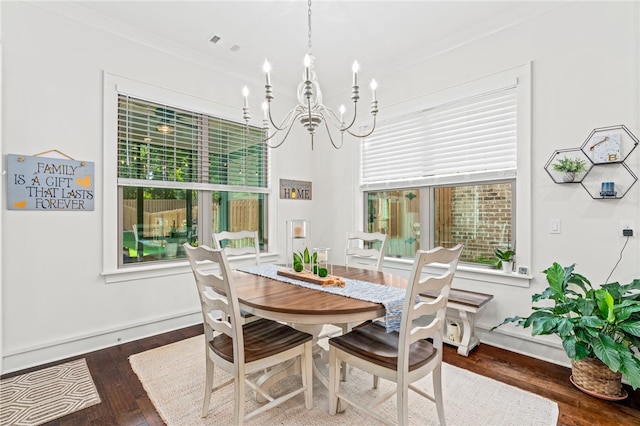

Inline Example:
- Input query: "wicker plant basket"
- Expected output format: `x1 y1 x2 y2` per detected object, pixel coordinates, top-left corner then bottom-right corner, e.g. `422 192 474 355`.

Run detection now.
571 357 623 397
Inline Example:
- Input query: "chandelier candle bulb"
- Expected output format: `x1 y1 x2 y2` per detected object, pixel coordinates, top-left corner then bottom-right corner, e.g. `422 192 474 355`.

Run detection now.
263 60 271 85
371 79 377 101
352 60 359 86
304 54 311 81
242 87 249 108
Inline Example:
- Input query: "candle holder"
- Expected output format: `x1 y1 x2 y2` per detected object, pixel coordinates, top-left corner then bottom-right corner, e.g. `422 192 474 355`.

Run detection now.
287 219 310 271
600 181 616 197
313 247 331 277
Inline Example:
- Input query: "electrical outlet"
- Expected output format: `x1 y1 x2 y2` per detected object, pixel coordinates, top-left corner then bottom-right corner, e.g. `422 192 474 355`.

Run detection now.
620 220 635 237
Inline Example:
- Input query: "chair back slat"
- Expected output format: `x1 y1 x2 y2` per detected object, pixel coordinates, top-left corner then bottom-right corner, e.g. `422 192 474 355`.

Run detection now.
204 307 233 337
213 230 260 265
413 293 447 318
345 231 389 271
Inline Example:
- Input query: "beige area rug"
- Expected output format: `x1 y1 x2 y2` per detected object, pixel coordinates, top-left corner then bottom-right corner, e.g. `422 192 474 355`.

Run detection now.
130 334 558 426
0 358 101 426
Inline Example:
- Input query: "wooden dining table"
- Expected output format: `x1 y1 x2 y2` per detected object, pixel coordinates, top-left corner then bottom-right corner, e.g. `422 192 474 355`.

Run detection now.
231 264 408 393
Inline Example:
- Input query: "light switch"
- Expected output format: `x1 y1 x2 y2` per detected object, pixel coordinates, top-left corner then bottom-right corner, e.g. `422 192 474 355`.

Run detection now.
550 219 561 234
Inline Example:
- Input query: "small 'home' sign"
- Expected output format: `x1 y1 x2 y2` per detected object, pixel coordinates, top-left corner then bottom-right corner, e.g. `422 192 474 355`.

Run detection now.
7 154 95 211
280 179 312 200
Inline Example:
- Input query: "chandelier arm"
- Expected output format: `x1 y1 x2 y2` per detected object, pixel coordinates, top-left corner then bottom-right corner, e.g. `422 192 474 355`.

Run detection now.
322 117 345 149
318 105 343 129
263 111 305 149
344 116 377 139
341 101 360 132
267 103 300 132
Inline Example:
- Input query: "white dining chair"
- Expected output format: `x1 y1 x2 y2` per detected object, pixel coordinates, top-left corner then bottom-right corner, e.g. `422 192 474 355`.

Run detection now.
213 230 260 265
345 231 388 271
131 224 165 258
328 244 464 425
335 230 390 340
183 243 313 425
212 230 261 324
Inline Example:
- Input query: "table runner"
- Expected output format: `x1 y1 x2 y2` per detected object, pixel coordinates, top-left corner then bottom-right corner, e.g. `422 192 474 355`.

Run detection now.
237 264 406 332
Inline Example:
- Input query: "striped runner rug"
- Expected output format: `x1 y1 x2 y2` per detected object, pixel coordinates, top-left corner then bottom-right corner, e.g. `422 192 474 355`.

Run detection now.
0 358 101 426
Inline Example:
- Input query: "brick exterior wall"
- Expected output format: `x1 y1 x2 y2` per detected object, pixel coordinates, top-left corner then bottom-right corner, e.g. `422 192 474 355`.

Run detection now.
435 183 512 263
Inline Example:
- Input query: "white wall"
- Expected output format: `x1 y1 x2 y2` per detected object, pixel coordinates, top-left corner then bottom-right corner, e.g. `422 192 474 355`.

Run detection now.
1 1 639 373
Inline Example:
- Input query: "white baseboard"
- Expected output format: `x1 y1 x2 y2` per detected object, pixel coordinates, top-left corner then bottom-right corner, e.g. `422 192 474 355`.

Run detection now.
3 311 573 375
2 310 201 374
476 324 571 368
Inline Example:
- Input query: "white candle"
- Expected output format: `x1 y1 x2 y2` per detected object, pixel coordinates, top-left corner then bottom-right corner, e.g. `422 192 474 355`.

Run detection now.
293 226 304 238
263 59 271 85
352 61 359 86
318 252 328 262
370 79 377 101
242 86 249 108
304 54 311 81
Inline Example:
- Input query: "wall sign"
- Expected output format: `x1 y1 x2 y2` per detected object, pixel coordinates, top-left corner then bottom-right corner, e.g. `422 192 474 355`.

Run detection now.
280 179 312 200
7 153 95 211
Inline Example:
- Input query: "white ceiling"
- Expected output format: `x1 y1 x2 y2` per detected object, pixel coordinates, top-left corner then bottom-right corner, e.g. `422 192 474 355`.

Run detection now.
61 0 567 99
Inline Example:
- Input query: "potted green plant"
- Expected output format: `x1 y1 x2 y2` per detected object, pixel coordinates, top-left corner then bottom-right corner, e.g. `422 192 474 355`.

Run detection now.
494 248 515 271
551 156 588 182
292 247 317 273
493 262 640 398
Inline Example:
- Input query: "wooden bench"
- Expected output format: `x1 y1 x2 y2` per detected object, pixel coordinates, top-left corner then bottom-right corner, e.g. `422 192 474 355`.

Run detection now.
420 288 494 356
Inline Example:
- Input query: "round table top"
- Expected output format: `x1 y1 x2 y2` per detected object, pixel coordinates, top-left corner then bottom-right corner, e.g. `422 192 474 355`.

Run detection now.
232 265 407 325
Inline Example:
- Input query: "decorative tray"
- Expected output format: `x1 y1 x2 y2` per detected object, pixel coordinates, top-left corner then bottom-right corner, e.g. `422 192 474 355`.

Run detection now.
277 269 345 287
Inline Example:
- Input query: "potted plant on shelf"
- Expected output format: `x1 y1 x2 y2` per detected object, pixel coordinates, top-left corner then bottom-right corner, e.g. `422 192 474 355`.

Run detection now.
552 156 588 182
494 248 515 272
492 262 640 398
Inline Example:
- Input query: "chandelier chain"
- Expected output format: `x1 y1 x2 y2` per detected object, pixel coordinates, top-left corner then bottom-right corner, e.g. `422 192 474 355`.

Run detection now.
307 0 312 53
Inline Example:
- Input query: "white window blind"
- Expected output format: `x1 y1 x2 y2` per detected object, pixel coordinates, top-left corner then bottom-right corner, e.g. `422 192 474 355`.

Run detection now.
117 95 267 189
361 86 517 190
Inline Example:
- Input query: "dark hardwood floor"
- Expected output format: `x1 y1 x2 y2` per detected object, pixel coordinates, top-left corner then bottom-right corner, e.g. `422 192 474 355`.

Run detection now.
2 324 639 425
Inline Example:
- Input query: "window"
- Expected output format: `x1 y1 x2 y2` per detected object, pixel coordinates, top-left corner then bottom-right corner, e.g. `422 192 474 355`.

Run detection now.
117 95 267 266
362 83 520 267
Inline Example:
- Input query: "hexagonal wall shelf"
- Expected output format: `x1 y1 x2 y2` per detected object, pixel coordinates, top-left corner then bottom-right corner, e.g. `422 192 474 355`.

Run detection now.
546 125 638 199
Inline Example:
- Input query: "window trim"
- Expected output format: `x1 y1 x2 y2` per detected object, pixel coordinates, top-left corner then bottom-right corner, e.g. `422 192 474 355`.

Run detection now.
102 72 276 282
359 64 532 286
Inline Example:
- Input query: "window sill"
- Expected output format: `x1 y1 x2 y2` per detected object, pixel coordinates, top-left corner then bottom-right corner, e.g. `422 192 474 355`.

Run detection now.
102 252 280 284
102 260 192 284
383 256 533 288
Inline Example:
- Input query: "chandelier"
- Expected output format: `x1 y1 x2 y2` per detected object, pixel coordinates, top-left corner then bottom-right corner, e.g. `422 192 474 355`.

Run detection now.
242 0 378 150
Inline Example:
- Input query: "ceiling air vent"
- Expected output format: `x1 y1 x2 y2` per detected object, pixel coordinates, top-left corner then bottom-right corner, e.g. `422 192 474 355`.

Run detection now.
209 35 221 44
230 44 240 52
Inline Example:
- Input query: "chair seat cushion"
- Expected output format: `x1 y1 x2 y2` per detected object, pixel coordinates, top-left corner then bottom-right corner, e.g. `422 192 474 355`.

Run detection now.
211 318 312 363
329 322 436 371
